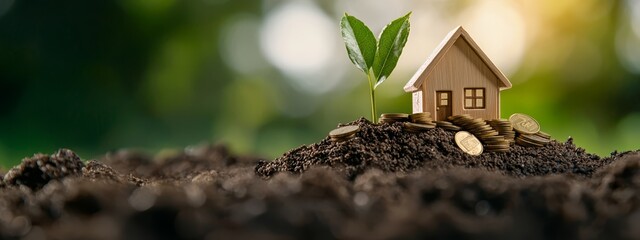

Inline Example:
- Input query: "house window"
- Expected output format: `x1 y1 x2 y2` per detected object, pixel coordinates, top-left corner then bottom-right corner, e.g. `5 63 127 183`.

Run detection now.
438 92 449 106
464 88 485 109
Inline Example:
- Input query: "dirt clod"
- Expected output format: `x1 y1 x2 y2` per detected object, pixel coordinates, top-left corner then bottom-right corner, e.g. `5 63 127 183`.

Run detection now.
2 148 84 190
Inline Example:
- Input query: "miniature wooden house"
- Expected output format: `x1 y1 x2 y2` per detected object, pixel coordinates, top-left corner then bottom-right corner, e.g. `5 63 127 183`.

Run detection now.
404 26 512 121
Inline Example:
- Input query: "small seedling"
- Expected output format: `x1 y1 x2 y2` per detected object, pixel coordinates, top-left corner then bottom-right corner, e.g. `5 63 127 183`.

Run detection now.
341 12 411 122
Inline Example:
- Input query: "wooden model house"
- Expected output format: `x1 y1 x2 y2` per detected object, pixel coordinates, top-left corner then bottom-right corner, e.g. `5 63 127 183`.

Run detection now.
404 26 512 121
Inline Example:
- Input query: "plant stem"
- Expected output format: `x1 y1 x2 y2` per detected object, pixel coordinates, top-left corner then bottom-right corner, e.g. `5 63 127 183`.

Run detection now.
367 71 377 123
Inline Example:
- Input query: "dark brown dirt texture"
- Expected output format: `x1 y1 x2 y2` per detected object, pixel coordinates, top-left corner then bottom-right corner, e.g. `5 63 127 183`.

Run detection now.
3 149 84 190
0 120 638 239
256 118 608 179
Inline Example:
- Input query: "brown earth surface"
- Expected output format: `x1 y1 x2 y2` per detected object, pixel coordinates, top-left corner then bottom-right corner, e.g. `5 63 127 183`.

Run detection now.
0 118 639 239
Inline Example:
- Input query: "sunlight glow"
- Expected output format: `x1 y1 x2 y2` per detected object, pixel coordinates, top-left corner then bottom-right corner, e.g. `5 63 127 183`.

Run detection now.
260 2 342 94
220 14 267 74
618 0 640 73
459 1 527 76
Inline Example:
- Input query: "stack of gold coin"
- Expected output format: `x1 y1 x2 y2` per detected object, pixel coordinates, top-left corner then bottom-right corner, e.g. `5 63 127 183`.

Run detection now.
379 113 409 124
509 113 540 135
449 115 482 133
435 121 461 131
447 114 472 122
409 112 433 124
487 119 516 144
408 112 436 129
329 125 360 142
450 115 499 138
480 135 511 152
516 133 550 147
454 131 483 156
536 131 551 140
509 113 551 147
449 114 508 152
403 122 436 132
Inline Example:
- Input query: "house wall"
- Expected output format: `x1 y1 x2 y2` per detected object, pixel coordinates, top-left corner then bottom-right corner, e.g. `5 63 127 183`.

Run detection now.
420 38 501 120
412 90 423 113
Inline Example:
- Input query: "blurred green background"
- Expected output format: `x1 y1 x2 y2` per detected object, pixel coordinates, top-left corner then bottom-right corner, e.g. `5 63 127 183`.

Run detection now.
0 0 638 166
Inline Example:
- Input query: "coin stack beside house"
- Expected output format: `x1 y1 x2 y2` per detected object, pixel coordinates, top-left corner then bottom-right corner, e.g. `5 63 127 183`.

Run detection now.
378 113 409 124
329 112 552 155
435 120 461 131
449 114 511 152
403 112 436 132
486 119 516 144
509 113 551 147
408 112 433 124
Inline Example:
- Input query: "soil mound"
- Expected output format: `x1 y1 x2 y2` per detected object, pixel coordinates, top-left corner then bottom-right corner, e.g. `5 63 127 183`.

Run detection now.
0 126 638 239
101 143 261 181
256 118 610 179
2 149 84 190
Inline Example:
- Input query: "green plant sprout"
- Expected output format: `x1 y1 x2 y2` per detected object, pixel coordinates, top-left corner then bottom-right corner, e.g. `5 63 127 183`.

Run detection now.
340 12 411 123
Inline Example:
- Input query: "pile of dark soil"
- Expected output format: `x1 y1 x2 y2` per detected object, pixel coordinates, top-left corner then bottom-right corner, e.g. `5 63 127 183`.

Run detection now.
257 118 608 179
0 119 638 239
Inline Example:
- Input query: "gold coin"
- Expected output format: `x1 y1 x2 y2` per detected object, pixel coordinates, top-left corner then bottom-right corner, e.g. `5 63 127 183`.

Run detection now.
409 112 431 117
412 119 434 124
516 136 543 147
509 113 541 134
455 131 483 156
485 143 510 148
485 138 508 143
520 134 550 145
442 126 462 131
482 135 504 141
380 113 409 118
470 125 493 131
448 114 471 121
331 134 356 142
435 121 453 125
329 125 360 138
476 130 499 136
403 122 435 132
409 113 432 122
536 131 551 139
378 118 397 123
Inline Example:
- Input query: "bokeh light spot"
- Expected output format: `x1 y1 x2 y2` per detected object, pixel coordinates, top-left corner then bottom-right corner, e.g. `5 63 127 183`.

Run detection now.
220 14 268 74
260 2 334 74
260 2 342 94
459 1 526 75
628 0 640 38
617 2 640 74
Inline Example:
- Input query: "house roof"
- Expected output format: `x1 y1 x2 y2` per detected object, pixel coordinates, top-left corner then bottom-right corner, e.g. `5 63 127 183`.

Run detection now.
403 26 512 92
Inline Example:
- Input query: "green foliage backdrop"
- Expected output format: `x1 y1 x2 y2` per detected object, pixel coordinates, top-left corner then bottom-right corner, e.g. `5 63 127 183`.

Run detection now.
0 0 638 166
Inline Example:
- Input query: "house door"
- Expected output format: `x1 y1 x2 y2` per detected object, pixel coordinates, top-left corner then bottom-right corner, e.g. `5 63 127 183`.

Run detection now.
436 91 452 121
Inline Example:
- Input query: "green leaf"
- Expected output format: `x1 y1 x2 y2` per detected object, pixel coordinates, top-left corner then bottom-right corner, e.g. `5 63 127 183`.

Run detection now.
340 13 377 73
372 12 411 88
